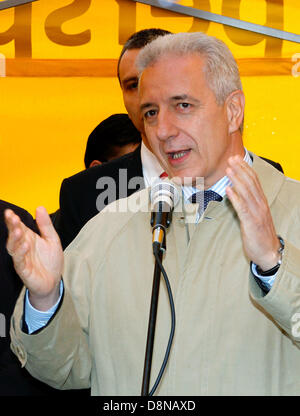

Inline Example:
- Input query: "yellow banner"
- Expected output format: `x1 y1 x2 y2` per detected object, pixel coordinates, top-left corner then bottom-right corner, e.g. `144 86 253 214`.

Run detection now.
0 0 299 75
0 0 299 215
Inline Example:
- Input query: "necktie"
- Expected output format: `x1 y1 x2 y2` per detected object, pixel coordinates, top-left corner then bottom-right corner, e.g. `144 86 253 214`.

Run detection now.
189 190 223 215
159 172 168 179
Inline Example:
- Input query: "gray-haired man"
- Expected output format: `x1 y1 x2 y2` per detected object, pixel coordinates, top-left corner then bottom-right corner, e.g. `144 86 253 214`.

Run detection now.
7 32 300 396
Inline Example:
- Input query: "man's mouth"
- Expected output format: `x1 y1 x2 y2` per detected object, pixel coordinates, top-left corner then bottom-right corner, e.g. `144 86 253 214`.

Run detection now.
167 149 191 162
171 151 188 159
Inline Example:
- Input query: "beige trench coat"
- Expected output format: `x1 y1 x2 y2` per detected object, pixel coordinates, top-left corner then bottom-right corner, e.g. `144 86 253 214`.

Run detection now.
10 154 300 395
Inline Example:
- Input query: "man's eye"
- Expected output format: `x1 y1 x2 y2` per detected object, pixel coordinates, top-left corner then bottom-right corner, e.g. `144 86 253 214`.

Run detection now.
126 82 138 90
178 103 190 109
144 110 157 119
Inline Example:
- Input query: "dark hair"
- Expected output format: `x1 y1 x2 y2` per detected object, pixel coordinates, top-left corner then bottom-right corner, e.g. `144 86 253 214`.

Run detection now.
84 114 141 168
117 28 172 83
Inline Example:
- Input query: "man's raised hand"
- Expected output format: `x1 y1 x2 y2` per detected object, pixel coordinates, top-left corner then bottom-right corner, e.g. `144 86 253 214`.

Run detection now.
5 206 63 311
226 155 281 271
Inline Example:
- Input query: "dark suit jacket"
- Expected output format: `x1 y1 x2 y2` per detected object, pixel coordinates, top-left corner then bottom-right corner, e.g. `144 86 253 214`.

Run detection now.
58 145 144 249
0 201 63 395
57 145 283 249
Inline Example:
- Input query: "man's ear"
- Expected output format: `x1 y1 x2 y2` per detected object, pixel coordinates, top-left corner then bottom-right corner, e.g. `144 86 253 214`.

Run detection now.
89 160 102 168
225 90 245 134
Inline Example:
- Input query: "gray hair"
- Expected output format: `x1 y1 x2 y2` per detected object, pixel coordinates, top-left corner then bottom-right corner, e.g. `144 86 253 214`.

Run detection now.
136 32 243 105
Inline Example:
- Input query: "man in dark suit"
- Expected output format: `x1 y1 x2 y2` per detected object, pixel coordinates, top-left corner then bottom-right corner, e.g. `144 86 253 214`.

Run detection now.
59 145 144 249
58 28 171 249
51 113 141 232
58 28 283 249
0 200 61 395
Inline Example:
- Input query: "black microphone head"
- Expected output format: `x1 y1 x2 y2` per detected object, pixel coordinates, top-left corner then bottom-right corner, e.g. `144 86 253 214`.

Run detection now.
150 180 180 212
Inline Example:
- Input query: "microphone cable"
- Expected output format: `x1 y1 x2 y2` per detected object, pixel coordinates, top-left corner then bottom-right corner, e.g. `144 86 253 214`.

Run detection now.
148 248 176 396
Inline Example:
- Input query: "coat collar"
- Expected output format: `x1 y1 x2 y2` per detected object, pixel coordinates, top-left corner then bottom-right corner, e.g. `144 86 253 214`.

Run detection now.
250 152 285 208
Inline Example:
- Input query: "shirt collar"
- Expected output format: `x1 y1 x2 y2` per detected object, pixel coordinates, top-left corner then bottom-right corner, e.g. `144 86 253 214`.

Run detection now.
141 142 165 188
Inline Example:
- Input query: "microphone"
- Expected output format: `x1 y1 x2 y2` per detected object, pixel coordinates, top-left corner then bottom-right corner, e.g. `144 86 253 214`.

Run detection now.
150 181 180 254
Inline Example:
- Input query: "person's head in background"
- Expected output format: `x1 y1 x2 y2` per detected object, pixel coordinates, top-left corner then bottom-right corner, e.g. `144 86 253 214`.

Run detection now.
84 113 141 168
117 28 171 149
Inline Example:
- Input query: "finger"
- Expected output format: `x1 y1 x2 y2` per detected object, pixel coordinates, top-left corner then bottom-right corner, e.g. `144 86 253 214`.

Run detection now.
10 240 31 276
226 157 266 208
228 155 256 177
4 209 21 232
228 156 262 192
225 185 249 221
5 219 33 278
226 166 259 209
226 181 262 225
35 206 60 243
5 210 27 254
227 156 257 186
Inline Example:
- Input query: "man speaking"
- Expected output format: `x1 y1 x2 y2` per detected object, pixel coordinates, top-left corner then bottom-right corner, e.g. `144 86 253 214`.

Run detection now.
6 32 300 395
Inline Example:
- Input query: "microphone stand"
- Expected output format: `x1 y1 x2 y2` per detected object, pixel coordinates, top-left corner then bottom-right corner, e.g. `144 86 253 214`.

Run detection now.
141 242 164 396
141 209 171 396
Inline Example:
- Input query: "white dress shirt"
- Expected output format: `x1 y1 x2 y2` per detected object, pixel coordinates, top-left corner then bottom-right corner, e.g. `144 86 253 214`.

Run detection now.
140 142 165 187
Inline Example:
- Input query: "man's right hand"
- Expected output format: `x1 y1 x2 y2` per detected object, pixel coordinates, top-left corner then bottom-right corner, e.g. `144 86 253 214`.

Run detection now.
5 206 63 311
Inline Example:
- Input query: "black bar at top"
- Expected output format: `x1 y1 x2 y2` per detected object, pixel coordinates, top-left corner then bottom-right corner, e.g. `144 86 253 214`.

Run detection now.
133 0 300 44
0 0 38 12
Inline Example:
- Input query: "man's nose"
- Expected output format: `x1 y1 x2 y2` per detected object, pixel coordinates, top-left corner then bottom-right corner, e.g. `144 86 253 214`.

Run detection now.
156 111 178 142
